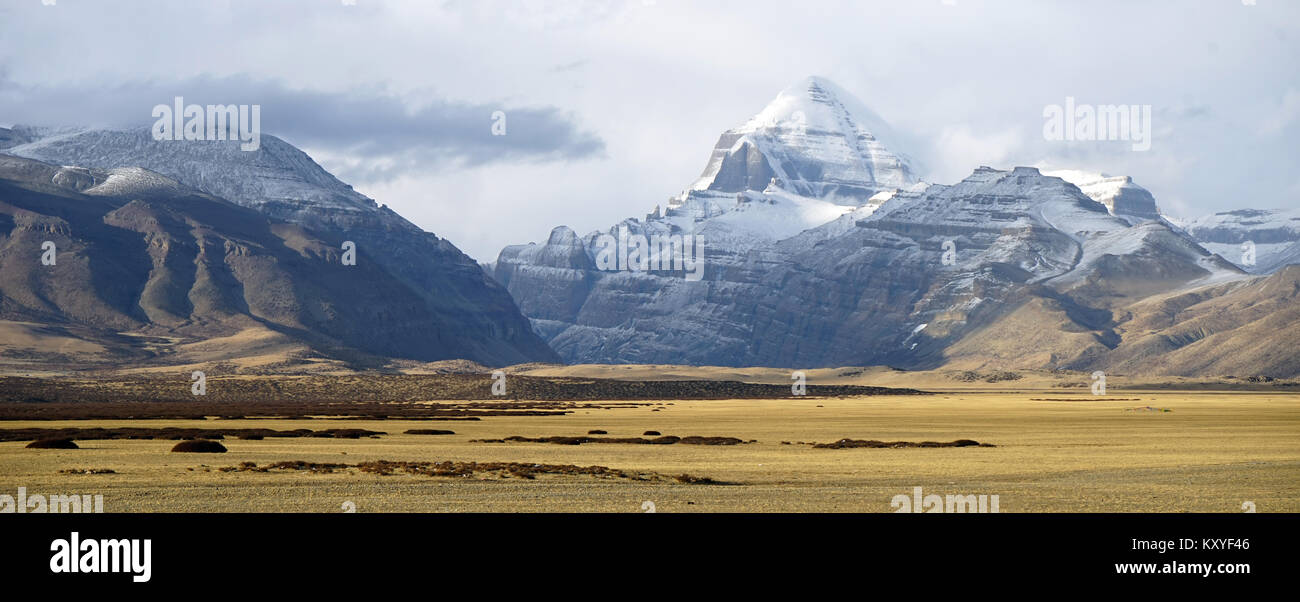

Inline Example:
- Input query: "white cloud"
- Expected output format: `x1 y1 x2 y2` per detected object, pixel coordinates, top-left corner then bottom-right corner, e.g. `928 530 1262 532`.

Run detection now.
928 125 1026 183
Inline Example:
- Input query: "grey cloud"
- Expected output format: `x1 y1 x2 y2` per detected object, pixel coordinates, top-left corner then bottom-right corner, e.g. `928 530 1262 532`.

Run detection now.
0 73 605 182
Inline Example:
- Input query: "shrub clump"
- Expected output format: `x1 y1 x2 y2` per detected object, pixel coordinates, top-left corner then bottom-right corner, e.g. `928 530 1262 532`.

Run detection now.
405 429 456 435
170 439 227 453
678 436 746 446
812 438 993 449
472 434 752 446
26 438 78 449
0 427 384 443
674 474 725 485
220 459 730 484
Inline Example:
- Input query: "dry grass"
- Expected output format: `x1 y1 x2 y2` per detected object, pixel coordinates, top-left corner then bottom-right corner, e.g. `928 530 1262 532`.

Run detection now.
0 389 1296 512
471 434 749 446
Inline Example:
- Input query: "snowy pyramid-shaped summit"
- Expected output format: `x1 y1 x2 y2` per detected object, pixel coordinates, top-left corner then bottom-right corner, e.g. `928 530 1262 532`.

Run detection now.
686 76 920 204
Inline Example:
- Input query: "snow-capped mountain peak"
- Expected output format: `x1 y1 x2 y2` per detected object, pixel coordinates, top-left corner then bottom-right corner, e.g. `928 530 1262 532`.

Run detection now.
1040 168 1162 223
1181 207 1300 274
0 124 467 253
684 76 919 205
622 77 927 251
4 125 391 230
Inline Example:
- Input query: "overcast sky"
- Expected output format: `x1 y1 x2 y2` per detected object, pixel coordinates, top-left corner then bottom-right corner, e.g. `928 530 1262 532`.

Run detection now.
2 0 1297 261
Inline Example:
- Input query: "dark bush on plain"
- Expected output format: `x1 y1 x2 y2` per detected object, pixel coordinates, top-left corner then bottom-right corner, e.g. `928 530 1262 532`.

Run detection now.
26 438 78 449
171 439 227 453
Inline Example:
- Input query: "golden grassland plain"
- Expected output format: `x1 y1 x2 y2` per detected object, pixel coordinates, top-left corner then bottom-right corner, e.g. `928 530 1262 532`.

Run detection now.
2 390 1296 512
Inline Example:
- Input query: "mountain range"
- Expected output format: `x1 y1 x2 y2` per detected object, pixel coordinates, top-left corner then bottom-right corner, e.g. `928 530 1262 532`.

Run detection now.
1 76 1295 377
492 77 1300 377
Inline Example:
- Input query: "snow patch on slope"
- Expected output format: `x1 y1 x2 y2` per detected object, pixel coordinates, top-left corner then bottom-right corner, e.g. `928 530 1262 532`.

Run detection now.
82 167 185 198
7 126 378 215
